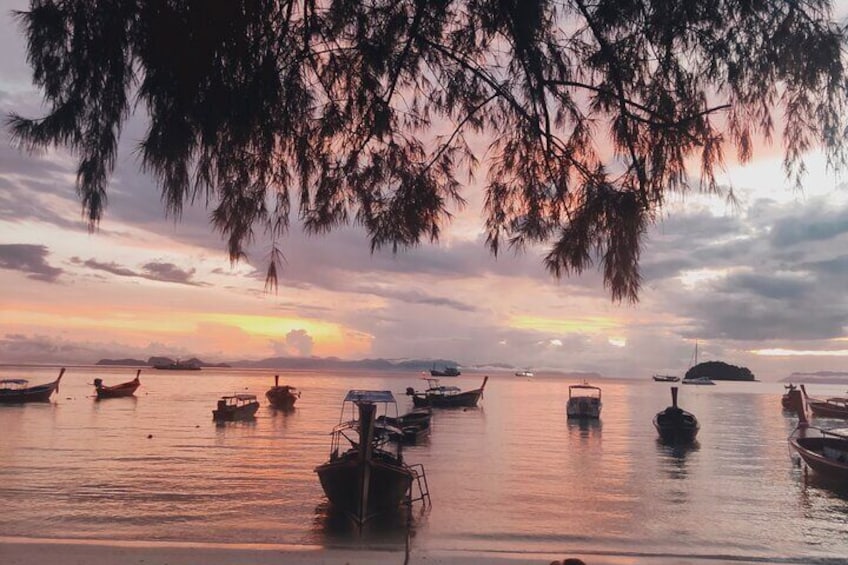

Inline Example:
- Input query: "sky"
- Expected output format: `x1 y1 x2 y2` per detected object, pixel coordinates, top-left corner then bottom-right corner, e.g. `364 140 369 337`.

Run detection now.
1 2 848 380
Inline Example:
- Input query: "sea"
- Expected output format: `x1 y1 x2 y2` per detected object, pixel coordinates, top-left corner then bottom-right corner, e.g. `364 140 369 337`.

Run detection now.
2 365 848 564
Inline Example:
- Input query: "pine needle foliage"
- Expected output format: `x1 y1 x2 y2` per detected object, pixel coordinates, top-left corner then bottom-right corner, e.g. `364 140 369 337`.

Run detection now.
8 0 848 301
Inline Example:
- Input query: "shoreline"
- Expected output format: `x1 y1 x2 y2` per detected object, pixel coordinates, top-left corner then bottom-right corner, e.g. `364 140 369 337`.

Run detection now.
0 536 815 565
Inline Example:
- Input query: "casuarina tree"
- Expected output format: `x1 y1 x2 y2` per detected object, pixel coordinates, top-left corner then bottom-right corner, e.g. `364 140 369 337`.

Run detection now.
9 0 848 299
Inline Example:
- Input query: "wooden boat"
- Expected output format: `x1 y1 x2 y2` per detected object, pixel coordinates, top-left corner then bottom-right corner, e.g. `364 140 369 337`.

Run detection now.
377 407 432 444
652 374 680 382
0 368 64 403
786 387 848 479
781 383 798 410
430 364 461 377
802 384 848 419
265 374 300 409
314 390 430 524
94 370 141 399
566 382 602 419
406 376 488 408
212 394 260 421
653 387 699 444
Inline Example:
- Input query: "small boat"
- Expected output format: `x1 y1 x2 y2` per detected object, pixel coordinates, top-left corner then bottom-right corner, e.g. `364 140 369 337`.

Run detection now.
315 390 430 524
377 407 432 444
212 394 260 421
681 376 715 385
515 370 534 377
653 387 699 444
652 374 680 382
566 382 602 419
0 368 65 403
265 374 300 410
781 383 798 410
94 370 141 399
430 364 461 377
406 376 488 408
786 387 848 480
154 360 201 370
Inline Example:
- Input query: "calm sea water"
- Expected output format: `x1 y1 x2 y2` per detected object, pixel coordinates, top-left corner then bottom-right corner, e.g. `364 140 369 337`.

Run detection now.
2 366 848 563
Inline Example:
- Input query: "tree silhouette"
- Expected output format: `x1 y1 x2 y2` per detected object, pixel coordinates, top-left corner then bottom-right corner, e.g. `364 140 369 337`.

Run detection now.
9 0 848 300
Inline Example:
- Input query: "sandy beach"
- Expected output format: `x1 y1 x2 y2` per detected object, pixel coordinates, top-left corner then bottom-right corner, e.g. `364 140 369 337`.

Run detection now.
0 536 787 565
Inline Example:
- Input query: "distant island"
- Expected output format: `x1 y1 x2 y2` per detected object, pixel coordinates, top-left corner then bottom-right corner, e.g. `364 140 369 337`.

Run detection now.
686 361 755 381
782 371 848 384
96 356 231 369
95 355 600 377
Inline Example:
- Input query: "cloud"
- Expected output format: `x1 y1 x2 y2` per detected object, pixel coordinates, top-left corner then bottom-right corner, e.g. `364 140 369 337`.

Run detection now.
770 205 848 247
70 256 205 286
0 243 63 282
271 329 314 357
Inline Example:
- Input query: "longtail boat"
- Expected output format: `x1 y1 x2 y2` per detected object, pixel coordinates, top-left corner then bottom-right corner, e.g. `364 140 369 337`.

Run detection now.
0 368 64 403
787 387 848 480
653 387 699 444
315 390 429 525
406 376 488 408
265 374 300 410
212 394 260 421
94 370 141 399
801 384 848 419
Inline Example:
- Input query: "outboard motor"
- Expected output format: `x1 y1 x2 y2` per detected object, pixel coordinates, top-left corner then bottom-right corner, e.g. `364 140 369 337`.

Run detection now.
93 378 103 389
405 387 415 396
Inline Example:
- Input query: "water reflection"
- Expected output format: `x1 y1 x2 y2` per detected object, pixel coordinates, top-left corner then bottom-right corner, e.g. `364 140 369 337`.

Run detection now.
310 501 423 547
566 417 602 442
655 440 700 480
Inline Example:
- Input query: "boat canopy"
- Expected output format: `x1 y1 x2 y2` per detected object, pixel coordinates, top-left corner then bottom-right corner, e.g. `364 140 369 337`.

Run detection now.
0 379 29 385
344 390 396 403
222 394 257 401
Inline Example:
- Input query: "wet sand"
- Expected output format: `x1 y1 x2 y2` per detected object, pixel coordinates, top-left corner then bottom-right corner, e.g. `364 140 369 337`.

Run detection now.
0 537 777 565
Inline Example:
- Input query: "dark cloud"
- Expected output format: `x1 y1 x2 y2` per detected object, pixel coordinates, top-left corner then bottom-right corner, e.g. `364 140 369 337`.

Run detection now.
0 243 63 282
770 206 848 247
71 256 205 286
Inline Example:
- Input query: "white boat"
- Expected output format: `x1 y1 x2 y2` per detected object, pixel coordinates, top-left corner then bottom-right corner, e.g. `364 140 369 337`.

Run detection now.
566 382 602 419
515 370 534 377
681 342 715 385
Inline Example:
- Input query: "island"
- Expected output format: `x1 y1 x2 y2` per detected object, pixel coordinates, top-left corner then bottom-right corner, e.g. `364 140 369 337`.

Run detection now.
686 361 755 381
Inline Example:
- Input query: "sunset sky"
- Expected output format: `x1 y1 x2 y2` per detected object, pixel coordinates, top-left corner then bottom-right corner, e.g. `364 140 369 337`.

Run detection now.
2 1 848 380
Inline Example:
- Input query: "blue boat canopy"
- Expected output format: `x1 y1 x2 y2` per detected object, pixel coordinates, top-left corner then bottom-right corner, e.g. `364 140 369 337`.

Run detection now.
344 390 396 403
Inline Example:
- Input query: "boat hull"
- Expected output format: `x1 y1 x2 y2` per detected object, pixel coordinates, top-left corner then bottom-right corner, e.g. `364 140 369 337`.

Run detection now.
790 436 848 479
212 402 259 421
315 452 413 524
411 389 482 408
0 369 64 404
266 387 298 409
95 377 140 399
566 398 602 419
808 401 848 419
653 400 699 445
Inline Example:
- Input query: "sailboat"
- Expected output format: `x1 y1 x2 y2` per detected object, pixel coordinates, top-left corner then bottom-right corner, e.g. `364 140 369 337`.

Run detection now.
681 342 715 385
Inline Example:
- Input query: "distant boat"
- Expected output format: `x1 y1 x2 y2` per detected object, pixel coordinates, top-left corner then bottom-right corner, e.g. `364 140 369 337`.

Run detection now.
154 360 201 370
652 374 680 382
0 368 64 403
430 364 461 377
94 370 141 399
782 383 798 410
681 342 715 385
265 374 300 410
315 390 430 524
653 387 699 444
786 387 848 480
566 382 602 419
212 394 260 421
515 370 534 377
406 376 488 408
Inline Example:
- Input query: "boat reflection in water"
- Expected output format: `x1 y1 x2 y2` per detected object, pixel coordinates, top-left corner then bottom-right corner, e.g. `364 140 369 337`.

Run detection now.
315 390 430 526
